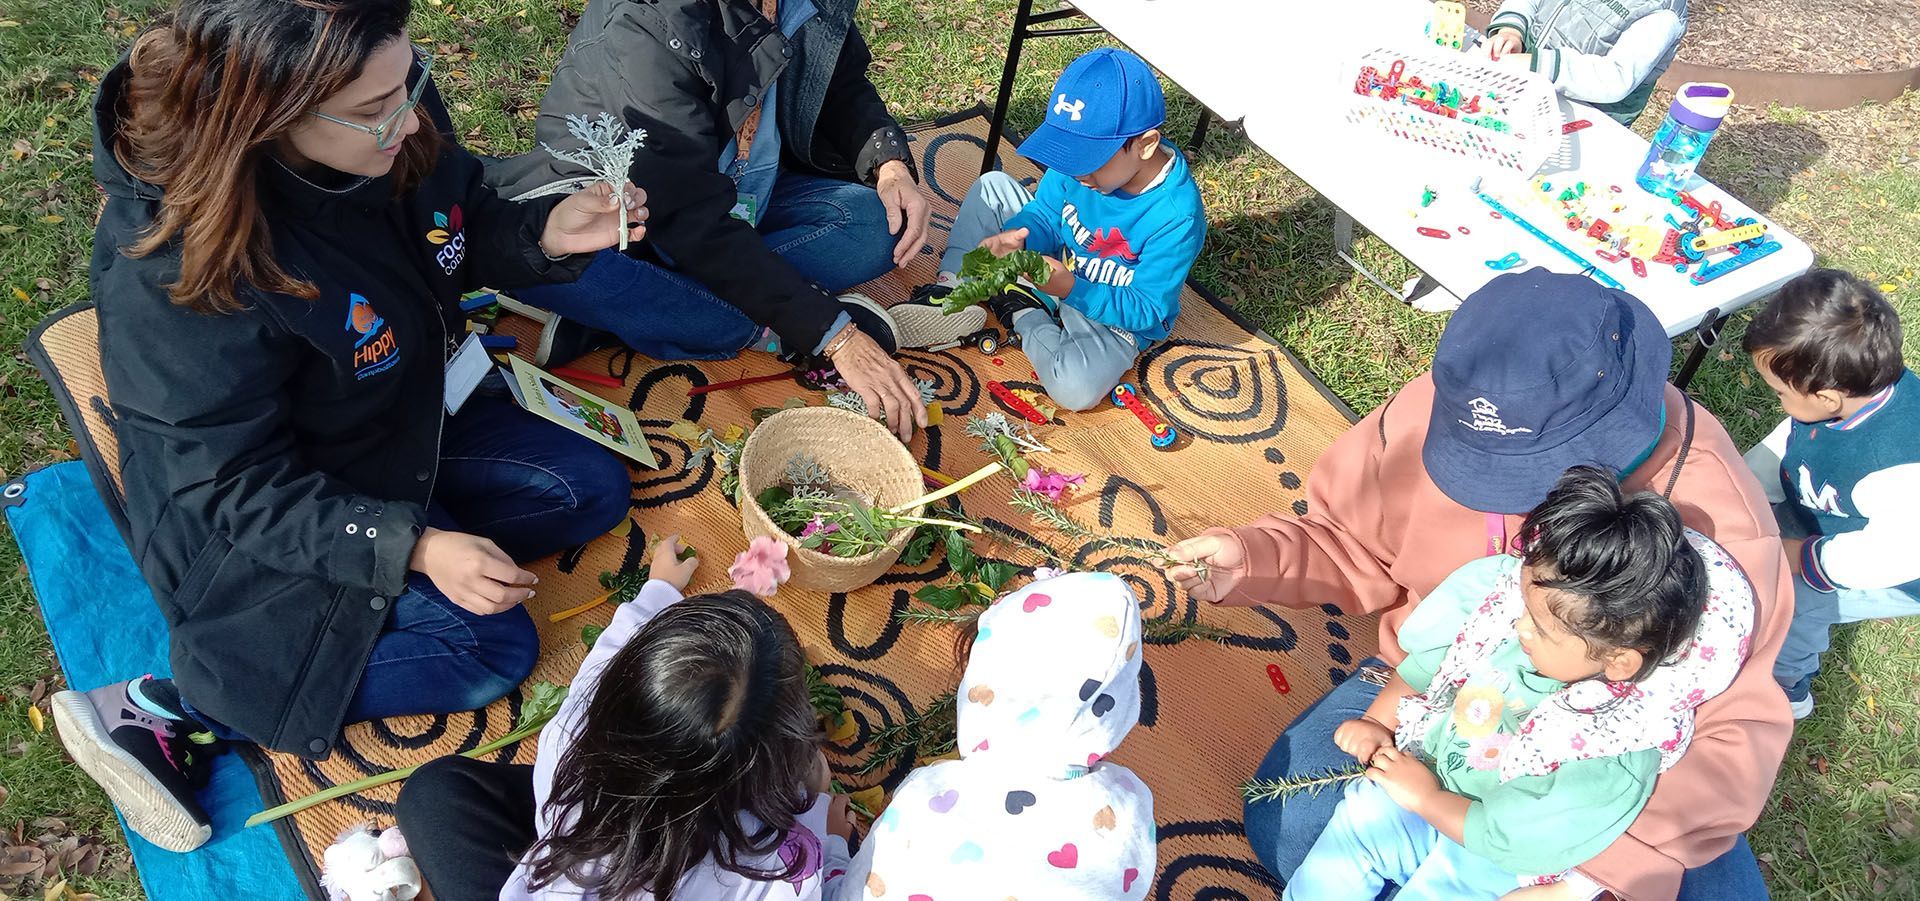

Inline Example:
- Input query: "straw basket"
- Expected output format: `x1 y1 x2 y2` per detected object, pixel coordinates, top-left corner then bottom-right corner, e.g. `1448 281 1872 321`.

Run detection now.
737 407 926 592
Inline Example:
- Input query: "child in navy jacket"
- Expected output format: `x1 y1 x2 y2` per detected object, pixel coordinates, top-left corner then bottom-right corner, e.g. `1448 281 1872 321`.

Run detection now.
890 48 1207 411
1740 270 1920 719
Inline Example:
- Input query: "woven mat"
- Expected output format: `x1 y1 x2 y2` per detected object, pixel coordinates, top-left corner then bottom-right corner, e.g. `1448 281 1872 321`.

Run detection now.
260 111 1374 898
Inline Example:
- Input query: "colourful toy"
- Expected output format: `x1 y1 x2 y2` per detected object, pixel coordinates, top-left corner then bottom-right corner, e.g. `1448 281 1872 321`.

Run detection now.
1346 47 1559 173
1691 237 1783 284
1631 257 1649 278
1421 186 1438 207
1561 119 1593 134
989 380 1049 426
478 334 517 350
1416 226 1452 239
1486 252 1525 270
1471 178 1626 290
1687 221 1769 253
1266 663 1292 695
1428 0 1466 50
553 366 624 389
1111 383 1177 448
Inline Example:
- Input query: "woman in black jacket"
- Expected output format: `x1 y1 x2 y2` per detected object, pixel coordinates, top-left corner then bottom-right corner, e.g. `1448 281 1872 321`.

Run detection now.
483 0 949 441
50 0 642 853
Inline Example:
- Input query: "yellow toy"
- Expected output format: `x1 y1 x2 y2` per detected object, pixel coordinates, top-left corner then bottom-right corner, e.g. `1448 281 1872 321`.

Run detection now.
1430 1 1467 51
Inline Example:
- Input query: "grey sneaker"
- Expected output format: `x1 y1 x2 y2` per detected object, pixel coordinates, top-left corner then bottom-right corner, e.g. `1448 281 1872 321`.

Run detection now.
51 677 222 852
888 283 991 350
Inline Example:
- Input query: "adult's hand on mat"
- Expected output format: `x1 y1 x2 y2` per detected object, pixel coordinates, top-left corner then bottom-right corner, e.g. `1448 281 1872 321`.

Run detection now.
1164 534 1246 603
875 160 930 267
831 328 926 442
409 527 537 615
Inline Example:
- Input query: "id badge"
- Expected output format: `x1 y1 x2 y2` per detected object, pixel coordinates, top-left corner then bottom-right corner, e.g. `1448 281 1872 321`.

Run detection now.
443 332 491 415
728 193 758 224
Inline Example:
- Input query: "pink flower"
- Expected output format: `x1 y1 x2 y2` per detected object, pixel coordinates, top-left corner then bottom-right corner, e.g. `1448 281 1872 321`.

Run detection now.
1020 467 1085 502
1570 732 1587 751
1465 732 1512 770
730 536 792 597
1698 645 1717 662
800 516 840 539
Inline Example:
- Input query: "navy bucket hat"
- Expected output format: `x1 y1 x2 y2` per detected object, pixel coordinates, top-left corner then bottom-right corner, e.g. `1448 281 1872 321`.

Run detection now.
1422 269 1672 514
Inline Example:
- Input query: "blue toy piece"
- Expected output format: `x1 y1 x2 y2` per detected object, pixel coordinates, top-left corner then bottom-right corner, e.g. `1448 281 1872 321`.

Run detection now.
478 334 518 350
1485 252 1525 271
1691 238 1782 285
459 292 499 313
1111 383 1178 448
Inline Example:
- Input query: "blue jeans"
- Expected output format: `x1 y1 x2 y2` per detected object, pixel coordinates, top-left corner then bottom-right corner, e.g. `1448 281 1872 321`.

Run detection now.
947 172 1142 411
1245 659 1771 899
1286 779 1515 901
1768 503 1920 692
507 171 896 360
339 394 631 723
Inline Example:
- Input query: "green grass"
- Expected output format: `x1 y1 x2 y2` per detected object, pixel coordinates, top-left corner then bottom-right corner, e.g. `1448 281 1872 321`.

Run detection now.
2 0 1917 896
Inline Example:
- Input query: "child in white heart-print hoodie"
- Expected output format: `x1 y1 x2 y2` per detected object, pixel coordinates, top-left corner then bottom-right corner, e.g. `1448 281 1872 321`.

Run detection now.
833 571 1158 899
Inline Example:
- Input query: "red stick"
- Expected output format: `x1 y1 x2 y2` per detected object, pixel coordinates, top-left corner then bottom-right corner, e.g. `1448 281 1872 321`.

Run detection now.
1416 226 1452 239
988 381 1048 425
551 366 624 389
1561 119 1592 134
688 371 792 396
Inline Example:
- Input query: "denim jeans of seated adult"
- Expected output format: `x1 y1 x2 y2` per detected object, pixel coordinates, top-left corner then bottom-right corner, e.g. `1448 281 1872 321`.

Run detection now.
1245 657 1772 899
184 393 631 736
506 171 898 360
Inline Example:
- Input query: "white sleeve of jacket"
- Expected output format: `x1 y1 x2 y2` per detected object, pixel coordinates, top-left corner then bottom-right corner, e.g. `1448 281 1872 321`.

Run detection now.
1533 10 1686 104
1744 418 1793 505
1810 463 1920 591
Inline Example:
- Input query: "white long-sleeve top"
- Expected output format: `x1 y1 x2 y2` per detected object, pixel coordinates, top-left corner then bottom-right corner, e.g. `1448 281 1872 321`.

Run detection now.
501 581 851 900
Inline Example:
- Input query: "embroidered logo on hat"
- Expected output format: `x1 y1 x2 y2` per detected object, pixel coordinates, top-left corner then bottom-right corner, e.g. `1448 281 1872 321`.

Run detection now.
1053 94 1087 121
1459 397 1533 436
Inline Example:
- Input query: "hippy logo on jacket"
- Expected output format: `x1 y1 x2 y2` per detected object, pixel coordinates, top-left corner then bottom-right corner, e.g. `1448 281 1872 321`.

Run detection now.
426 204 467 275
346 293 400 380
1057 203 1140 288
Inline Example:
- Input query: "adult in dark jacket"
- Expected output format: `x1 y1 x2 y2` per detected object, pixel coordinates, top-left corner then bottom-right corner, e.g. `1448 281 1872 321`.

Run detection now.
483 0 945 441
51 0 641 854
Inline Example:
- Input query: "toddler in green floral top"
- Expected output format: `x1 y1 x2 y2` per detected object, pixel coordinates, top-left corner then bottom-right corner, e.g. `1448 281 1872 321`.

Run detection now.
1284 467 1756 900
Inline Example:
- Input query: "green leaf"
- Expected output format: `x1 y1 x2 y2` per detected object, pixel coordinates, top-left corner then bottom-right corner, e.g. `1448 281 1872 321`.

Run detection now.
756 485 793 511
977 560 1017 591
521 681 568 724
899 525 942 566
581 624 604 649
992 435 1017 459
944 527 977 577
844 494 882 539
915 585 971 611
1009 456 1030 480
801 533 824 549
677 544 699 562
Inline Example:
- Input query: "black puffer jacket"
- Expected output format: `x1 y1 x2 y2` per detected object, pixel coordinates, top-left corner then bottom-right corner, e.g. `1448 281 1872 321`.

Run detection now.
90 63 587 758
485 0 913 352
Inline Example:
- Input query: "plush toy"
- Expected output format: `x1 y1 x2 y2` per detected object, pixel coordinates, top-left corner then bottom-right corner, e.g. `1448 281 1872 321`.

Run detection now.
320 823 423 901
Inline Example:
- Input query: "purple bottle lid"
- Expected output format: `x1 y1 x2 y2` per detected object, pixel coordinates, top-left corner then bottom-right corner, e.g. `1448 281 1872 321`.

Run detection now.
1669 82 1733 131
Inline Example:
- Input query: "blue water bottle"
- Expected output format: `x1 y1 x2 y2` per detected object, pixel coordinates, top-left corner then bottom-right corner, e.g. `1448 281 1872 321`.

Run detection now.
1635 83 1733 198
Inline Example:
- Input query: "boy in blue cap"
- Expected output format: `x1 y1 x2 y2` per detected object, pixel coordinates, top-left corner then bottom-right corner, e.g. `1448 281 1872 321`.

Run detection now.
889 48 1208 411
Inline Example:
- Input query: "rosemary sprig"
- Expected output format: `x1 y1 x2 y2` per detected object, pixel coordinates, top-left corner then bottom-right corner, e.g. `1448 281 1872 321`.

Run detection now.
1143 619 1231 643
895 607 986 627
855 691 958 776
1241 767 1369 804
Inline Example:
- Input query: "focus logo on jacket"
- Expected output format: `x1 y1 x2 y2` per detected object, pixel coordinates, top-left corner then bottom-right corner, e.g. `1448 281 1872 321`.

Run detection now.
346 293 400 380
426 204 466 275
1058 203 1139 288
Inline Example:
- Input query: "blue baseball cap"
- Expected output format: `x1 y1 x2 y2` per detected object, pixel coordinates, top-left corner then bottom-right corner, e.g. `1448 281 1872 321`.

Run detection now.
1017 48 1167 177
1422 269 1672 514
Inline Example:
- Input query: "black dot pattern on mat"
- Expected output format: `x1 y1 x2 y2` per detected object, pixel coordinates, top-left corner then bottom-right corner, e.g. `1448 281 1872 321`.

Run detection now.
1320 603 1344 618
1278 471 1301 490
1152 819 1284 899
826 588 913 661
1292 499 1310 516
1135 341 1291 445
1326 620 1350 641
1329 666 1351 686
815 664 918 791
1328 643 1352 666
1263 447 1285 465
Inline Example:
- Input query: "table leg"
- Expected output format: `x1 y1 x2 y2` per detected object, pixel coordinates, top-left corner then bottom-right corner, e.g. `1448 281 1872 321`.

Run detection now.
1672 307 1725 392
982 0 1036 175
1189 110 1213 151
1332 209 1409 299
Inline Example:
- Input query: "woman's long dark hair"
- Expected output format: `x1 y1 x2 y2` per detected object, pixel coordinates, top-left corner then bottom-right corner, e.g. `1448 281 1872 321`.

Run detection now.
115 0 440 312
525 590 824 898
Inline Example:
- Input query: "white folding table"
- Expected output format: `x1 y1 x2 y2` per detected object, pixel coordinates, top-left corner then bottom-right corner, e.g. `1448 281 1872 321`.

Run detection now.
982 0 1815 384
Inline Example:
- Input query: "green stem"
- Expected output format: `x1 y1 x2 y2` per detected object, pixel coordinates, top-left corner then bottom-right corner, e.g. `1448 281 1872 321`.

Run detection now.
888 462 1006 515
1241 767 1369 804
883 514 983 533
245 700 564 828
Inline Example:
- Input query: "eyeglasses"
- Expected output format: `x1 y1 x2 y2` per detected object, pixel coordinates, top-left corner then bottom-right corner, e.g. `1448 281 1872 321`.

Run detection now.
310 45 432 150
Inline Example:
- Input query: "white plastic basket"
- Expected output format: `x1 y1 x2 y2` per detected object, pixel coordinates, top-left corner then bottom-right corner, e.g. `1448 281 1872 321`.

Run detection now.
1341 46 1562 176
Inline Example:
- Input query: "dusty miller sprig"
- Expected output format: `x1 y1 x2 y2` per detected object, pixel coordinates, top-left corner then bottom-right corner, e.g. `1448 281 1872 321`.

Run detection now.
537 113 647 250
827 379 938 416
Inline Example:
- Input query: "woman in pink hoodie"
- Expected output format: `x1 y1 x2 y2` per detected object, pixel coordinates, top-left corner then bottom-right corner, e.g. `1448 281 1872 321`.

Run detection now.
1167 270 1792 901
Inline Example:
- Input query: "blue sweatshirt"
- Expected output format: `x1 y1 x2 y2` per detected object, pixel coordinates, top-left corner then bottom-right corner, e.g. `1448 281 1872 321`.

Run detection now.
1003 145 1207 349
1746 369 1920 596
